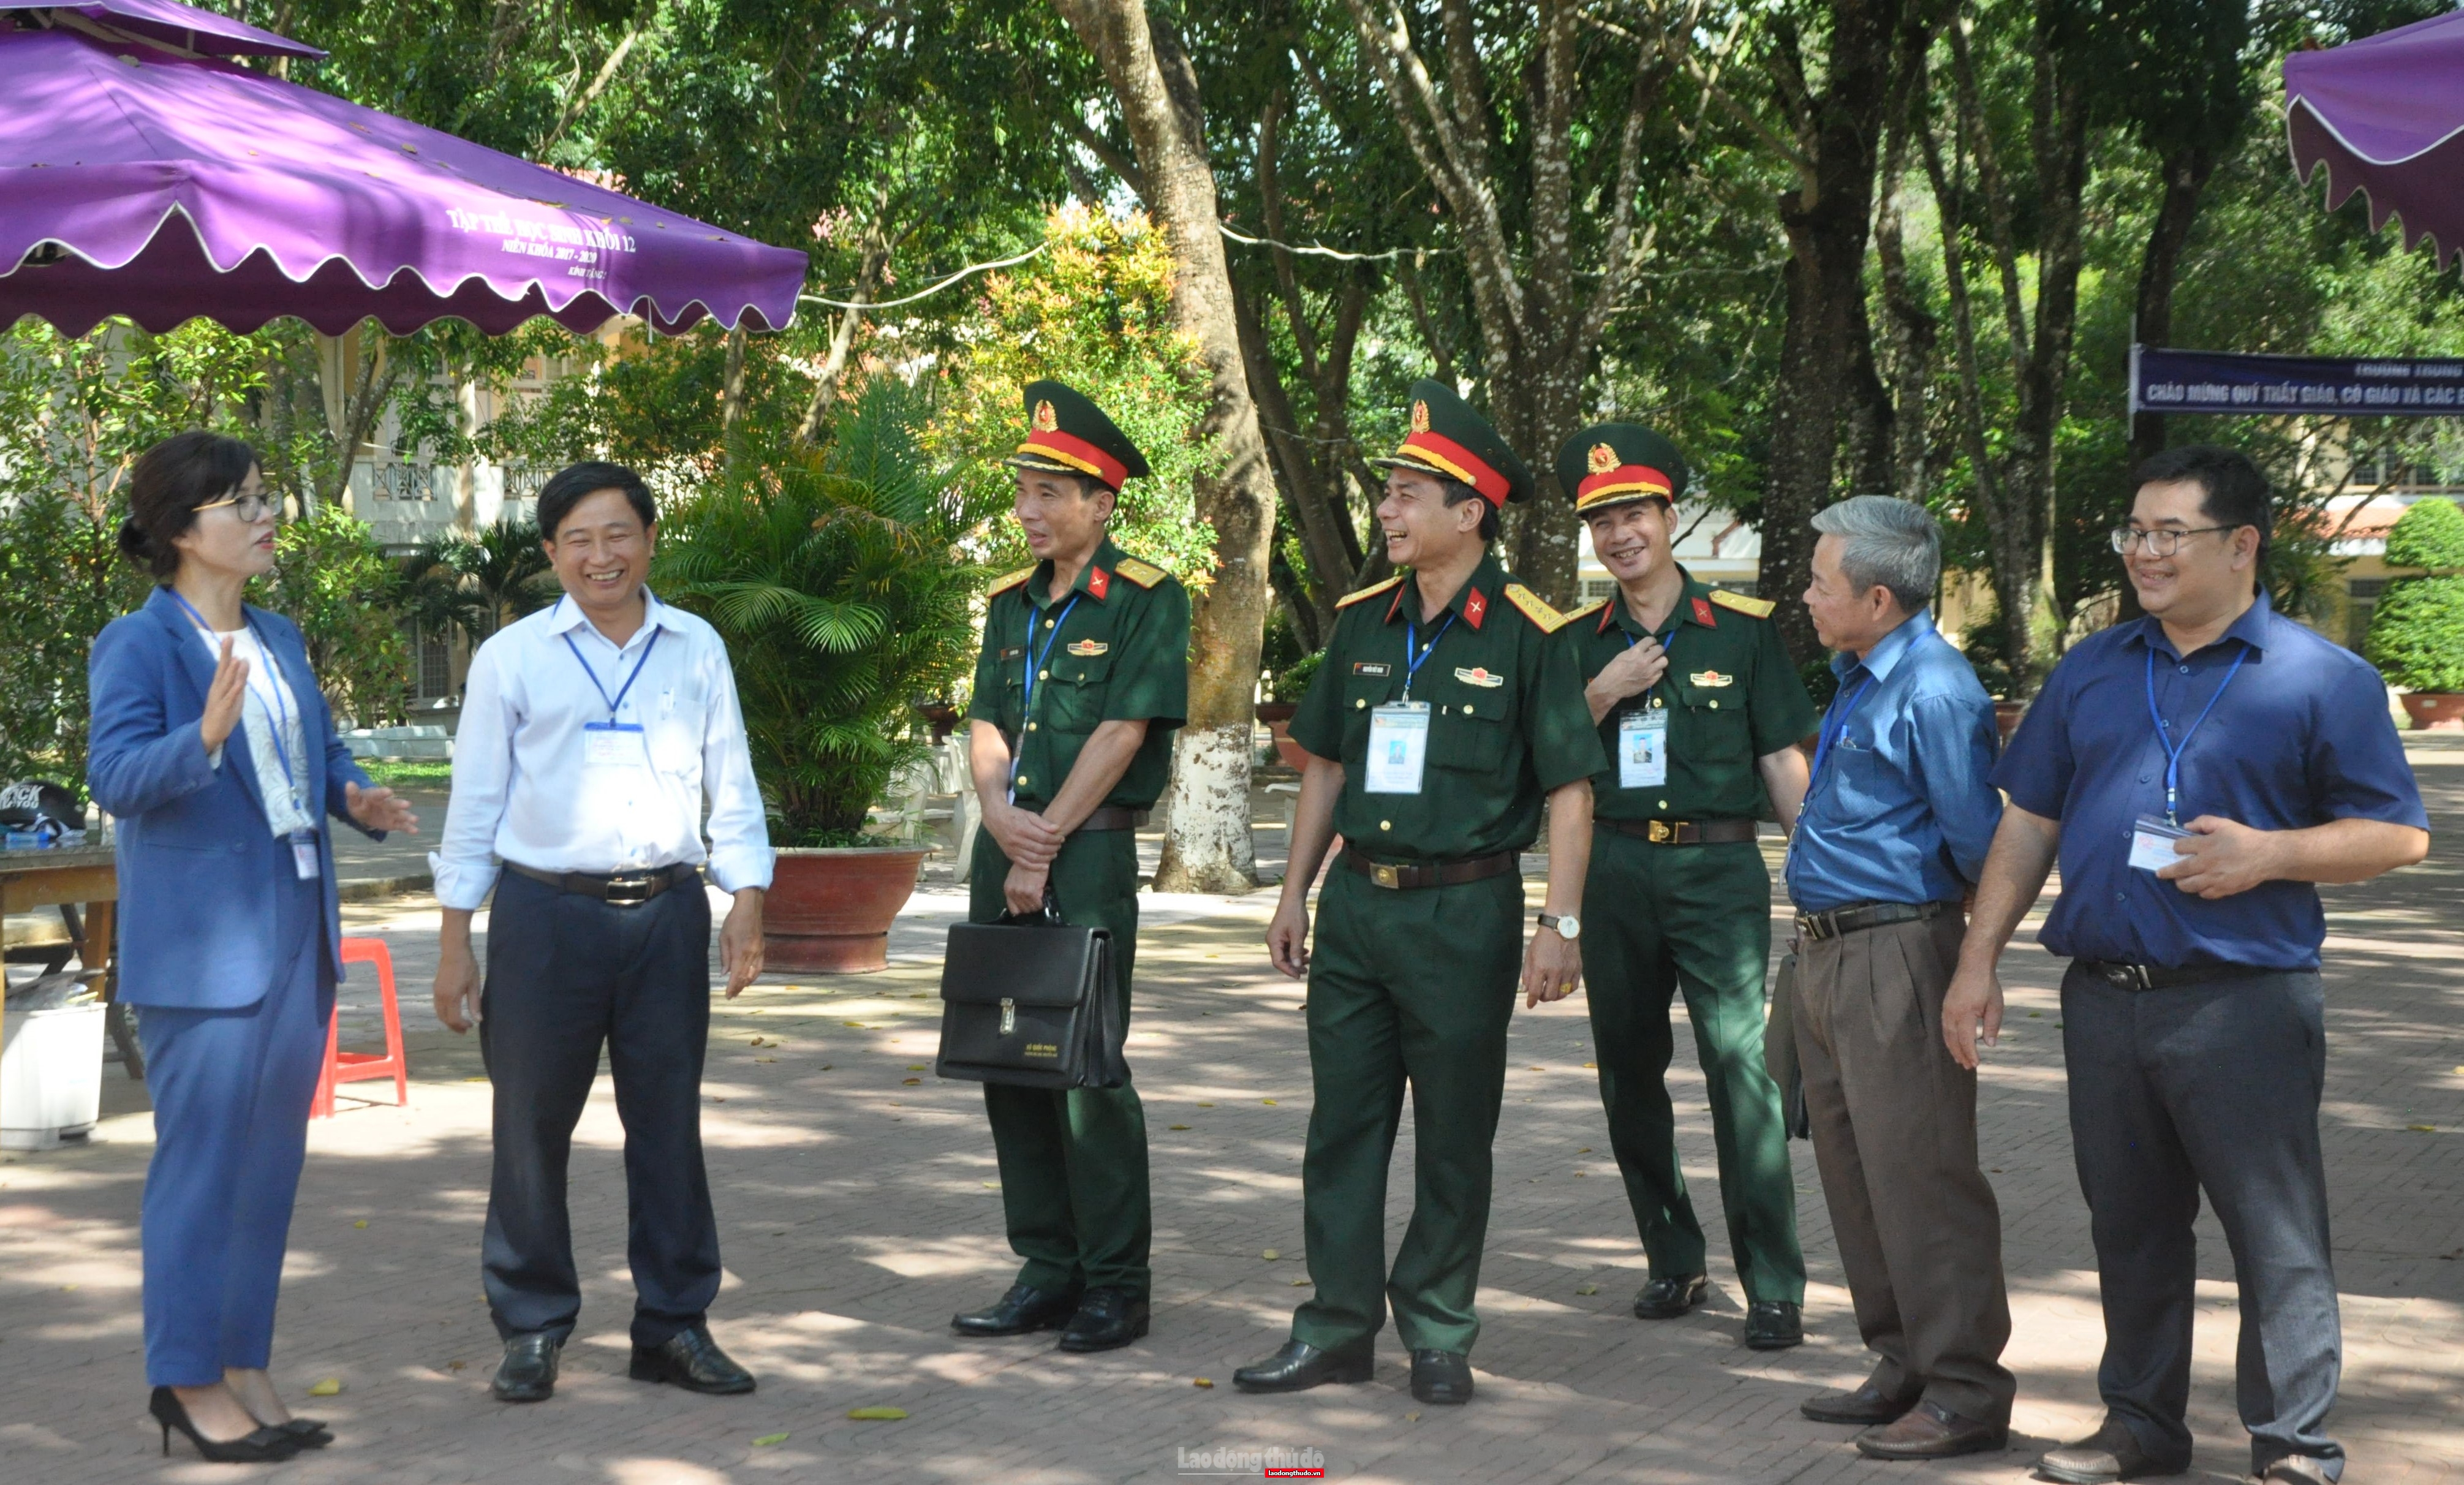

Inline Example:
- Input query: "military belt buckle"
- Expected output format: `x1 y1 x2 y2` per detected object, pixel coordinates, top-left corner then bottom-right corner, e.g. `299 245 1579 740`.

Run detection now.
1647 820 1673 844
1370 863 1402 889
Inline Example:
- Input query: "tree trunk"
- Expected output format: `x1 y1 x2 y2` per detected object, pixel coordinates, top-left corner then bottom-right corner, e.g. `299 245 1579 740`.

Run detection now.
2117 145 2215 622
1051 0 1277 893
1754 0 1911 663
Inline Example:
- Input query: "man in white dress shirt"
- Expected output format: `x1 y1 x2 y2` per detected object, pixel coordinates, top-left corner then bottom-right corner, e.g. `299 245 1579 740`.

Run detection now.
429 462 773 1405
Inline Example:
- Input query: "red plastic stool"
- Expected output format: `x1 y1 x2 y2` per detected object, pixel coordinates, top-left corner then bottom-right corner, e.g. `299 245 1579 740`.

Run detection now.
314 937 409 1118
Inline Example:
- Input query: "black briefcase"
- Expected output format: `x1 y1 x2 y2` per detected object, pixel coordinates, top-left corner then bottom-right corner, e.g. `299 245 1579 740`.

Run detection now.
935 904 1127 1090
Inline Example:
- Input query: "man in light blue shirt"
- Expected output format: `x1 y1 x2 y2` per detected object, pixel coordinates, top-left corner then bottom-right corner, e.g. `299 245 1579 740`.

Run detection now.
1782 497 2014 1464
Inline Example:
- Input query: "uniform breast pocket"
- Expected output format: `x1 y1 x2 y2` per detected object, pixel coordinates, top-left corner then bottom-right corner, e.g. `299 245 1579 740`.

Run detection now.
1043 654 1111 733
1672 679 1751 751
1340 671 1395 759
1433 693 1509 773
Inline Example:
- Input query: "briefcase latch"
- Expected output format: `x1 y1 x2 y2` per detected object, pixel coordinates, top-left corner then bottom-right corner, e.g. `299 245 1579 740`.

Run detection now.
999 997 1016 1035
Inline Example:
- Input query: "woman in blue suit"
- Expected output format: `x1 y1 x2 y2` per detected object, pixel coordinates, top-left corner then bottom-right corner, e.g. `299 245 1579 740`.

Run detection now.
88 433 417 1464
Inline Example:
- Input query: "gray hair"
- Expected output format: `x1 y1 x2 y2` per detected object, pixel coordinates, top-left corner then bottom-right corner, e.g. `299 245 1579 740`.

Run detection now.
1810 496 1940 615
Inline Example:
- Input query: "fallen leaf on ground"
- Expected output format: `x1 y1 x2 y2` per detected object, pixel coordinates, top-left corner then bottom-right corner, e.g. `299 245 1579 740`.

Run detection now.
1291 1279 1312 1287
1581 1061 1595 1069
308 1378 342 1397
1262 1249 1279 1260
1576 1284 1599 1295
353 1220 368 1229
2412 1124 2438 1133
1576 1147 1591 1154
752 1433 790 1447
981 1181 998 1188
1192 1377 1214 1388
901 1078 921 1086
907 1065 926 1071
847 1407 907 1421
1405 1411 1421 1422
1196 1101 1215 1108
1168 1124 1191 1130
1261 1098 1277 1106
464 1076 488 1083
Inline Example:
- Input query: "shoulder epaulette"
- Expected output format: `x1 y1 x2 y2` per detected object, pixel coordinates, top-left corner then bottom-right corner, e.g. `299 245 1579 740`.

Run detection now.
1503 582 1568 633
1709 589 1775 619
987 566 1035 597
1562 598 1609 626
1335 574 1405 610
1112 555 1169 589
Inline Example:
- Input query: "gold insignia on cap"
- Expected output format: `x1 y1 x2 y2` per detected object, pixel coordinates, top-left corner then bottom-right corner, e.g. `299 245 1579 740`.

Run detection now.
1032 399 1059 433
1410 399 1431 434
1588 443 1619 475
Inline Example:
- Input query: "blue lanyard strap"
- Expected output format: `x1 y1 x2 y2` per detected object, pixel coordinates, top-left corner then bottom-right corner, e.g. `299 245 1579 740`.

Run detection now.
1400 611 1456 700
2145 641 2249 824
166 589 308 817
1810 673 1877 782
561 617 662 721
1619 614 1680 707
1011 591 1083 800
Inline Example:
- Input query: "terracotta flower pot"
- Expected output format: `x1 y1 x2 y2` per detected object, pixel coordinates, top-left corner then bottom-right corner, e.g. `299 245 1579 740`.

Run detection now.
1255 701 1307 769
2400 692 2464 732
764 845 929 973
1993 700 2027 743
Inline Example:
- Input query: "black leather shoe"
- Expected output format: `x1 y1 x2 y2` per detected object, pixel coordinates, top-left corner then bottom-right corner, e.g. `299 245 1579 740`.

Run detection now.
2032 1417 2188 1483
1057 1287 1150 1353
1801 1377 1922 1426
952 1282 1082 1337
629 1325 756 1395
274 1418 334 1448
1744 1299 1803 1350
1409 1349 1475 1406
1233 1337 1375 1393
1854 1400 2008 1460
491 1333 561 1403
1633 1272 1709 1319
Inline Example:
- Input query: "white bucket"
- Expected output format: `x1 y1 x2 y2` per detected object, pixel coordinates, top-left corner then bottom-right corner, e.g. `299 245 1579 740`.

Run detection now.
0 1001 107 1150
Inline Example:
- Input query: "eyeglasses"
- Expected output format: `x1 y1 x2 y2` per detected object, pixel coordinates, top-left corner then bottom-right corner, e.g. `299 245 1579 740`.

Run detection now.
192 492 278 523
2110 524 2234 557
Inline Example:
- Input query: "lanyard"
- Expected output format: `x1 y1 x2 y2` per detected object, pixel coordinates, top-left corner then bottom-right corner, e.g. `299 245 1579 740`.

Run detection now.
1619 614 1680 707
1010 591 1083 802
1809 673 1877 781
2145 642 2249 824
167 588 308 818
560 605 662 722
1400 612 1456 701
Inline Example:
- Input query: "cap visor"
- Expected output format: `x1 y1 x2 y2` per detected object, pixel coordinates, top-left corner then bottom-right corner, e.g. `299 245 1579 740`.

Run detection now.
1004 453 1095 477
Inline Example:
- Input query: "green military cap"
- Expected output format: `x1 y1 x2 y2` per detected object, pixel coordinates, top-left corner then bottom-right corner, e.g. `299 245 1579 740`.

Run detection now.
1369 378 1536 507
1004 379 1151 491
1558 423 1689 515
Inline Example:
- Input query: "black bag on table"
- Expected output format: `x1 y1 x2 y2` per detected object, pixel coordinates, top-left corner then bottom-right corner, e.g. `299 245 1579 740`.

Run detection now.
935 899 1127 1090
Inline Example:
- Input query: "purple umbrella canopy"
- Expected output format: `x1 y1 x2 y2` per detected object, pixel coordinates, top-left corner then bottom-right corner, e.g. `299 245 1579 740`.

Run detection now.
2286 10 2464 272
0 1 806 336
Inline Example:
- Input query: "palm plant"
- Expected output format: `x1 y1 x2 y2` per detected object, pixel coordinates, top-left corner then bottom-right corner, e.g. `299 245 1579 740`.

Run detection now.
400 513 557 649
653 379 986 844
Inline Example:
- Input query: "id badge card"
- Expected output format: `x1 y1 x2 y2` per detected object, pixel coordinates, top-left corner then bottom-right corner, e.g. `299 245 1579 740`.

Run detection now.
1618 708 1669 790
1364 701 1432 794
289 831 318 880
2129 814 2191 873
583 720 645 767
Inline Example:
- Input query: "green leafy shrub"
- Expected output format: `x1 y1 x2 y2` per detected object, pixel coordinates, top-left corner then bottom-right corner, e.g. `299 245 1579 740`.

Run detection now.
653 380 984 845
260 505 412 728
2367 499 2464 694
1265 649 1325 704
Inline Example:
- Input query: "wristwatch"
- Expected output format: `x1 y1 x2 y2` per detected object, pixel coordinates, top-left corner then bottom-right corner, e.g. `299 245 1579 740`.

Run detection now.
1538 912 1581 942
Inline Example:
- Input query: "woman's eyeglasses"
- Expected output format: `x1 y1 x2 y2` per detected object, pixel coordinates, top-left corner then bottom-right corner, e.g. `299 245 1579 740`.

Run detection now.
2109 524 2232 557
193 492 279 523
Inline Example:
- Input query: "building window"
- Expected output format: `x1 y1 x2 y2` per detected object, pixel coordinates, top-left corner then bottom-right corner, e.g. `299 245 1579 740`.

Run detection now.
1579 577 1616 602
412 624 452 700
2347 576 2388 652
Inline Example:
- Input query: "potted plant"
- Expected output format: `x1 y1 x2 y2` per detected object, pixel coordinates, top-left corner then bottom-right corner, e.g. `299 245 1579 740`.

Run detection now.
1257 649 1323 769
2367 496 2464 731
655 381 984 970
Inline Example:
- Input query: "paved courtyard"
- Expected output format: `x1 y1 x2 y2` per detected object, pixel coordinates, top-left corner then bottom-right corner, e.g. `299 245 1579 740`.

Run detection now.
2 739 2460 1485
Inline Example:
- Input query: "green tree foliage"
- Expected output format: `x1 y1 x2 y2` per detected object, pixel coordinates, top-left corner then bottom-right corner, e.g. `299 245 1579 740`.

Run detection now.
259 506 412 728
652 380 983 842
924 206 1222 586
2369 499 2464 693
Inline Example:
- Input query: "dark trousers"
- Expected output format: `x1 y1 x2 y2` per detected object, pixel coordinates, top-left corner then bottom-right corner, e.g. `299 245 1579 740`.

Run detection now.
1582 834 1804 1303
1291 865 1523 1356
137 869 330 1386
2061 964 2343 1479
1794 910 2016 1424
968 826 1152 1298
479 868 718 1348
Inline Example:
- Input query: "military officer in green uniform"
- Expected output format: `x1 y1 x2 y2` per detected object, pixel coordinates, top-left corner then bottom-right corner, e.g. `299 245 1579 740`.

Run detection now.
1553 423 1816 1350
949 380 1190 1354
1234 381 1605 1407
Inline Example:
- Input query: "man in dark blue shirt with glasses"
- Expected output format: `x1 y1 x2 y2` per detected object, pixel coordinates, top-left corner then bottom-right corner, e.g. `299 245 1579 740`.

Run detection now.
1949 445 2428 1485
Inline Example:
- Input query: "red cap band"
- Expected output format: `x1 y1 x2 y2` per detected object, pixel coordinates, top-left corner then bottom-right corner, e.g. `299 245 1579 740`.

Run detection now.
1016 429 1128 490
1395 431 1510 506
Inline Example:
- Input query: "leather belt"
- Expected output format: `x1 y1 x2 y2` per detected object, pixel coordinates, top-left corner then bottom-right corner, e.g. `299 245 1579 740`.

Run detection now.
1342 847 1519 891
505 860 695 906
1603 817 1759 846
2080 959 2261 991
1796 899 1950 942
1076 806 1149 832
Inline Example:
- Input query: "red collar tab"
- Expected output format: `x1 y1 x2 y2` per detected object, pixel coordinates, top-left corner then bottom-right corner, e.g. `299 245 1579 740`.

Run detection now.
1086 565 1111 600
1385 584 1408 623
1598 601 1617 634
1462 586 1489 630
1691 596 1716 627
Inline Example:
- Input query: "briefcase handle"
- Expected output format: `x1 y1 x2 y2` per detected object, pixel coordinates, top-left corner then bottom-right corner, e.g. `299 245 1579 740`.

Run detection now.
996 886 1064 927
